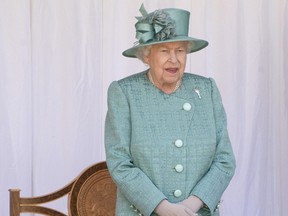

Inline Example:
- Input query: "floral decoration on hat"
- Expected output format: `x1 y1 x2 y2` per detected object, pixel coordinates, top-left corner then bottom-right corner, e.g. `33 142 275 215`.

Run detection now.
135 4 176 44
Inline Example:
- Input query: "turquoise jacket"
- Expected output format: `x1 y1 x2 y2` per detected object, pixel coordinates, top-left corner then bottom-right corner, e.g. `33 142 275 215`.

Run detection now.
105 71 236 216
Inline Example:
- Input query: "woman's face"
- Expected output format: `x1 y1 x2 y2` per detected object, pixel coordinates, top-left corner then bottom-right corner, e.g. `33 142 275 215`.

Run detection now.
144 41 188 91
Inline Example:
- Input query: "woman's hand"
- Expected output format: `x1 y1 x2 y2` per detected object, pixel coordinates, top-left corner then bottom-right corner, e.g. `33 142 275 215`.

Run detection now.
155 200 198 216
179 195 204 213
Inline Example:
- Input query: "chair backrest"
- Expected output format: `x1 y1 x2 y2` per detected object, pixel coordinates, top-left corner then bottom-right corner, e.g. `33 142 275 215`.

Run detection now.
9 161 117 216
68 161 117 216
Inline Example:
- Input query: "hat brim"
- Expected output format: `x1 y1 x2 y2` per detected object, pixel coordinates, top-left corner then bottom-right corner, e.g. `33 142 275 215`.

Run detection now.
122 36 208 58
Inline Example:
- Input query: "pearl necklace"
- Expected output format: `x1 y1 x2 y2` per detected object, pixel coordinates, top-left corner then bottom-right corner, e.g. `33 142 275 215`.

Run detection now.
148 72 182 93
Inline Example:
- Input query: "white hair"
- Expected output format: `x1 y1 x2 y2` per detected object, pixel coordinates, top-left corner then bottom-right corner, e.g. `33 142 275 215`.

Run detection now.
135 45 152 63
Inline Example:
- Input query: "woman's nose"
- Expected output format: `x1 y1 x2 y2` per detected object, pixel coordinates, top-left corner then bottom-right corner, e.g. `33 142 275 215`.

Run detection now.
168 51 177 63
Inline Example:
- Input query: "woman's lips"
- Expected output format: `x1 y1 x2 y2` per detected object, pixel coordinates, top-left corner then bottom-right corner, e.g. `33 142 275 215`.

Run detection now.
165 68 178 73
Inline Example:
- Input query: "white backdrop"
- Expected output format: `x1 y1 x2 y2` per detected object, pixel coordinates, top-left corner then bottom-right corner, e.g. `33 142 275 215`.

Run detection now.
1 0 288 215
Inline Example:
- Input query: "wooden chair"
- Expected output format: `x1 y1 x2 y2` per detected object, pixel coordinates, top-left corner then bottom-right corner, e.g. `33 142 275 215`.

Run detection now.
9 161 117 216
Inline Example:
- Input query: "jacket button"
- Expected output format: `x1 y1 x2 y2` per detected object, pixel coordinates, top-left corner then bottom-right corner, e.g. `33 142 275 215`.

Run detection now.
183 102 192 111
175 164 184 173
174 139 183 148
174 189 182 197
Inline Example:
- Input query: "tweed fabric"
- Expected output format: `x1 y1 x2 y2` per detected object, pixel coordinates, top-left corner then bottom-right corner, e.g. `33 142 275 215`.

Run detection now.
105 71 236 216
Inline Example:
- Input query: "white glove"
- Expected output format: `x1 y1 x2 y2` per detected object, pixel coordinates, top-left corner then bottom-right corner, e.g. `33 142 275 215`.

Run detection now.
155 199 198 216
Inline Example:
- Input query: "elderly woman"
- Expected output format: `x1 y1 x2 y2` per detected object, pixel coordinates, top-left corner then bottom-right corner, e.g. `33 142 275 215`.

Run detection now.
105 4 236 216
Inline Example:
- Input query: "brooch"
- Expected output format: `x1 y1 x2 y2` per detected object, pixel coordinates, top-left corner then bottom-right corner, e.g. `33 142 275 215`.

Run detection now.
193 88 201 99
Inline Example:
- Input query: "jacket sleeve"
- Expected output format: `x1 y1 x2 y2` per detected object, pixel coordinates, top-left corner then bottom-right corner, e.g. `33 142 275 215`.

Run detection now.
191 78 236 215
104 81 166 216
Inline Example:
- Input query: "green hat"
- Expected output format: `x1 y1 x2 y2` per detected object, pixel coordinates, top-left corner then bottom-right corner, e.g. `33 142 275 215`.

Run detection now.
122 4 209 58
